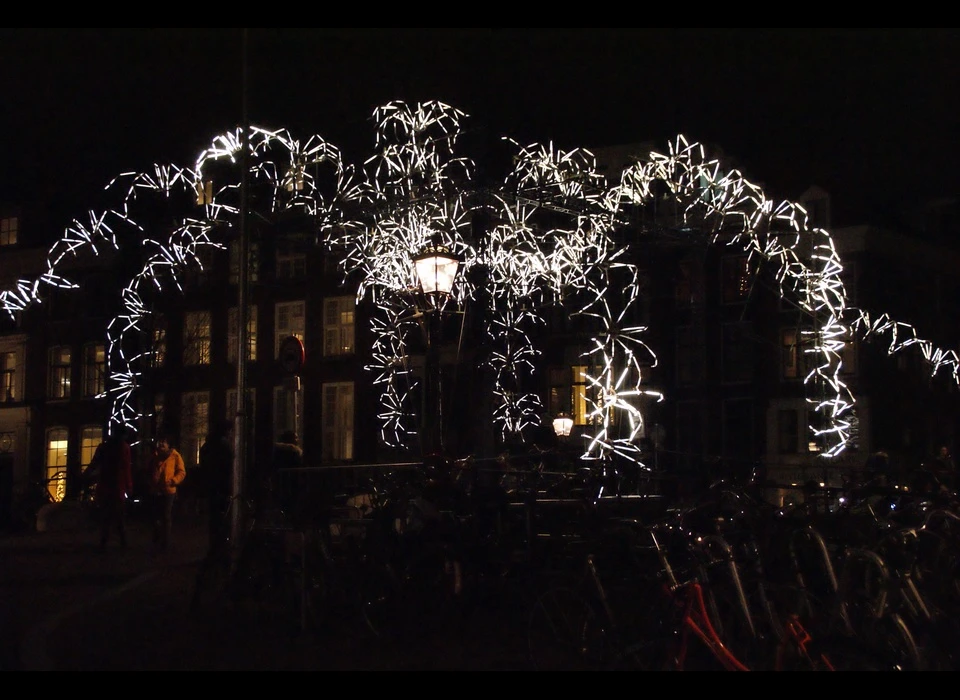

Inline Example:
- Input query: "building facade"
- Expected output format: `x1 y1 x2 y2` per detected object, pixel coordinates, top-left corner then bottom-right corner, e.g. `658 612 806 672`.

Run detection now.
2 163 958 526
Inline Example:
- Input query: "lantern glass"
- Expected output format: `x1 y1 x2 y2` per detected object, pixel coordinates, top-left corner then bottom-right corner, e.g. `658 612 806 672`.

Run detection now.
414 249 460 296
552 413 574 438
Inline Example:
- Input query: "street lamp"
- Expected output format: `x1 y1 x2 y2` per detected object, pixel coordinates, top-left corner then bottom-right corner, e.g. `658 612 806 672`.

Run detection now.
552 412 574 439
413 240 461 456
413 242 461 300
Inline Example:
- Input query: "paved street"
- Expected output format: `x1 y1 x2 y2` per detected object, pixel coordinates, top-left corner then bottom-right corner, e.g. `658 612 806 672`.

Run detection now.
1 503 535 671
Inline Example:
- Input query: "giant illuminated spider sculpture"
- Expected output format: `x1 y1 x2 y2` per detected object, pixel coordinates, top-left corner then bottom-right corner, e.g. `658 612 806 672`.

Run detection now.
3 100 956 466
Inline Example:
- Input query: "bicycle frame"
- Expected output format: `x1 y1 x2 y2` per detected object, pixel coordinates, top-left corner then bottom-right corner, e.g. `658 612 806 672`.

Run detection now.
652 529 750 671
652 528 836 672
664 579 750 671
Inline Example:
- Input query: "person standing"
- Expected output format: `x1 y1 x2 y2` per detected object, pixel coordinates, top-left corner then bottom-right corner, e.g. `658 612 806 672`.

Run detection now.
149 435 186 552
94 427 133 549
198 419 234 553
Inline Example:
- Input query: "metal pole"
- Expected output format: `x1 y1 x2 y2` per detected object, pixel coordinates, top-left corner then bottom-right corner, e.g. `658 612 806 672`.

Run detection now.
424 309 441 455
230 28 250 561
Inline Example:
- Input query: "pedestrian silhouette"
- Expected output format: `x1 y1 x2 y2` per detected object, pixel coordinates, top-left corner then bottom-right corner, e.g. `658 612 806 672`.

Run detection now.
94 427 133 549
198 419 233 553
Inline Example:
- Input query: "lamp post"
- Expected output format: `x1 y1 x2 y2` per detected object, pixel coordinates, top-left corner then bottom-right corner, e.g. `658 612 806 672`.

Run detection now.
412 240 461 456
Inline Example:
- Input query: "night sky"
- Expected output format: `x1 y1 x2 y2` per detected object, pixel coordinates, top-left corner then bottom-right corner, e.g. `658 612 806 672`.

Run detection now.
2 28 958 240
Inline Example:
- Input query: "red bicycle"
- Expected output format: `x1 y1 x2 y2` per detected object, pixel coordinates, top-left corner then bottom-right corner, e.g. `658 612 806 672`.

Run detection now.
609 526 890 671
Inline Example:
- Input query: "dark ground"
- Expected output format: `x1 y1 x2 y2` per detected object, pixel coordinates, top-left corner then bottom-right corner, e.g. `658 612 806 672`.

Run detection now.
1 501 539 671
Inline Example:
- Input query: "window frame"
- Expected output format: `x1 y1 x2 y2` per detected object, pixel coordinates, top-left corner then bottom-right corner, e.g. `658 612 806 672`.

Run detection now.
322 381 355 462
183 310 212 366
0 216 18 246
229 240 260 285
323 296 355 357
48 345 72 400
45 427 69 502
83 342 106 397
274 300 306 358
0 349 18 403
228 305 258 363
180 391 210 468
276 248 307 281
80 426 103 473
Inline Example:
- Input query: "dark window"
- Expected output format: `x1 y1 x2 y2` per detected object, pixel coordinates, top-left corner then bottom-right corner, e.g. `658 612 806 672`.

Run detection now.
778 409 799 454
677 326 705 385
675 257 705 307
722 323 753 383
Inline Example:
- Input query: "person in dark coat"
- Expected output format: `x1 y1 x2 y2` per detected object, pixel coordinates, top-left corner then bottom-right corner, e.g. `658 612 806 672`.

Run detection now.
94 427 133 549
198 419 234 552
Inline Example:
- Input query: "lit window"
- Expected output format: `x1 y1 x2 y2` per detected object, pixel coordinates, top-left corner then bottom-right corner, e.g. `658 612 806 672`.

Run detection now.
80 426 103 473
0 351 16 403
195 180 214 206
180 391 209 468
228 305 258 363
275 301 305 357
572 365 591 426
83 343 106 397
323 296 355 356
48 346 72 399
0 216 18 246
322 382 354 461
45 427 68 502
284 164 305 192
184 311 212 365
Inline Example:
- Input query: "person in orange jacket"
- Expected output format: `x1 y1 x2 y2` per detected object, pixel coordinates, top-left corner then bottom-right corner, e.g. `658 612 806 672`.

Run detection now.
150 435 186 552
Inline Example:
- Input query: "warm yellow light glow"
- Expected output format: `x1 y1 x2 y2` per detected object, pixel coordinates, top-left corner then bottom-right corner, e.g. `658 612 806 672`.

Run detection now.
414 246 460 296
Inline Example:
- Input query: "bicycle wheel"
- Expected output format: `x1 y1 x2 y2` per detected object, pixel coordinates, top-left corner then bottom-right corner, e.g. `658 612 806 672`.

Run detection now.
527 586 607 671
